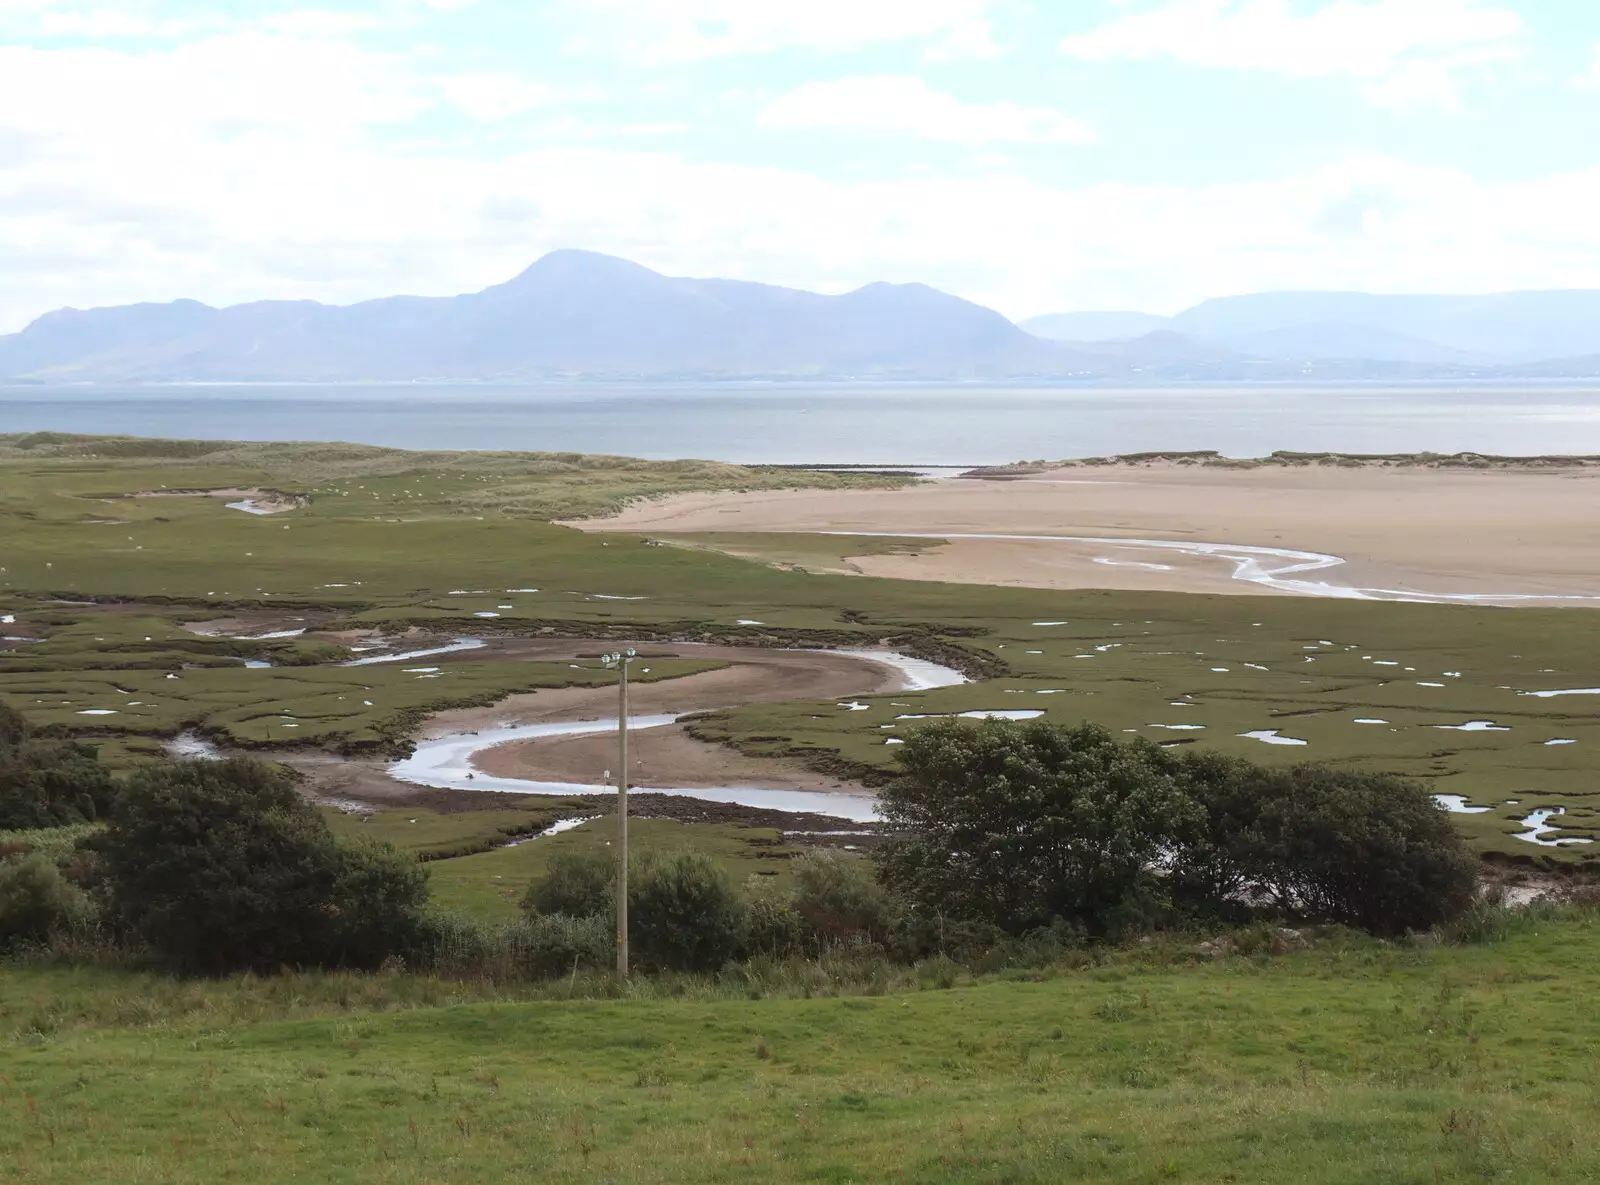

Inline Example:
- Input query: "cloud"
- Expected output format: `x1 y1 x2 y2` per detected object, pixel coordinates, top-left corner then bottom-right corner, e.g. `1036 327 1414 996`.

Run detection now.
757 75 1094 143
1060 0 1523 111
564 0 1001 63
0 2 1595 333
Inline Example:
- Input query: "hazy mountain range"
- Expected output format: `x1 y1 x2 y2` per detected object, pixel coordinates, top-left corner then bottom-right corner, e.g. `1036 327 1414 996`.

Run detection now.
0 250 1090 382
1021 291 1600 370
5 250 1600 383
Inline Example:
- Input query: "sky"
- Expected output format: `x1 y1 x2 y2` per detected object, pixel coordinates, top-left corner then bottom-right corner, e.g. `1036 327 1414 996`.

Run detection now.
2 0 1599 332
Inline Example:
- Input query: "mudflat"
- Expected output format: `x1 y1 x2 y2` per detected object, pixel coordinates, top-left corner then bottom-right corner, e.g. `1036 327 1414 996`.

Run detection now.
288 643 906 807
577 463 1600 602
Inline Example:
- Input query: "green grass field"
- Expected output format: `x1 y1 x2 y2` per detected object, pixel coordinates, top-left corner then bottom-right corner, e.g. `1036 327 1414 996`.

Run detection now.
5 909 1600 1182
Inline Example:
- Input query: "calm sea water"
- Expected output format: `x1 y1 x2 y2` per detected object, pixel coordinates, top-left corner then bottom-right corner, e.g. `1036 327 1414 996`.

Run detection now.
6 382 1600 464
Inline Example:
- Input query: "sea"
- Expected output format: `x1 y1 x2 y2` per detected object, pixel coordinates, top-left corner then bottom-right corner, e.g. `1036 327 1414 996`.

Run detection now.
6 381 1600 465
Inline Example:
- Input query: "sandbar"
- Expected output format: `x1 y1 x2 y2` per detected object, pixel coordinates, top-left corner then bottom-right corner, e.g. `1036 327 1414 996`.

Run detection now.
575 463 1600 603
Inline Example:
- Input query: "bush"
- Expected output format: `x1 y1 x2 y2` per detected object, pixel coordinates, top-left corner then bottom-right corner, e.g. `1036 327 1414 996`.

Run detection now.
879 720 1199 935
522 849 615 918
0 702 25 747
98 756 429 973
0 704 119 829
1244 764 1476 935
515 912 614 978
880 720 1476 942
0 853 93 948
790 851 897 944
324 837 431 968
1169 753 1476 934
740 879 809 959
629 851 744 973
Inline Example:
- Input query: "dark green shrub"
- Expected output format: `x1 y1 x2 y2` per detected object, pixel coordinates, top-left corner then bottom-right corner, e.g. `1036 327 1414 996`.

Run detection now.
629 851 744 972
879 720 1199 935
791 851 897 944
0 705 118 829
325 837 431 968
0 703 25 747
1250 764 1476 935
522 849 615 918
98 756 428 973
0 853 93 947
1170 754 1477 935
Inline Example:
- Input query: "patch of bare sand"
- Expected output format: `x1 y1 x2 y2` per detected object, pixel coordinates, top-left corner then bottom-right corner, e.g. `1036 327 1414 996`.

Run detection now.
420 644 905 736
577 465 1600 601
293 643 904 811
473 724 840 792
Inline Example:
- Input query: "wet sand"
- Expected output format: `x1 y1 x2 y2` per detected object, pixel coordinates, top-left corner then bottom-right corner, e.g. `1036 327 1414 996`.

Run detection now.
287 641 910 812
576 464 1600 602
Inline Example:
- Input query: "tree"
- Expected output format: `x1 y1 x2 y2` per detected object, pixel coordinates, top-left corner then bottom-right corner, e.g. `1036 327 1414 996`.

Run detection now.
879 719 1200 936
98 756 427 973
0 704 118 829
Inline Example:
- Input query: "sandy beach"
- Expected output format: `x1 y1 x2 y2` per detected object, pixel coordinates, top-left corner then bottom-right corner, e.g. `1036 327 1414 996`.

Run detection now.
576 463 1600 603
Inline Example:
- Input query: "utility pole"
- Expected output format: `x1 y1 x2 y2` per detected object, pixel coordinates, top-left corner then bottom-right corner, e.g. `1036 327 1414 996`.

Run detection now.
603 648 637 977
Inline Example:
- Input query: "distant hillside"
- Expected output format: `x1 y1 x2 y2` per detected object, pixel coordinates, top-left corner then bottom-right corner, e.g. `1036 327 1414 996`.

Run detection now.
1020 311 1170 343
1026 289 1600 367
0 251 1104 382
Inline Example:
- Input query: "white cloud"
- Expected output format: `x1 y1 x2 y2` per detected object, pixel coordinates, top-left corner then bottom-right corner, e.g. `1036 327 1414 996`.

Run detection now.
565 0 1000 63
1061 0 1523 111
757 75 1094 143
437 74 554 120
0 7 1597 333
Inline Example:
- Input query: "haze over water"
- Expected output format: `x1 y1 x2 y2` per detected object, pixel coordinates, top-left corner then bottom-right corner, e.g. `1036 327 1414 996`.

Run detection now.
8 382 1600 465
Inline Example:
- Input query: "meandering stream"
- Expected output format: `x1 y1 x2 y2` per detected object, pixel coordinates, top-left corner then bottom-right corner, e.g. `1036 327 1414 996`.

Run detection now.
386 650 968 821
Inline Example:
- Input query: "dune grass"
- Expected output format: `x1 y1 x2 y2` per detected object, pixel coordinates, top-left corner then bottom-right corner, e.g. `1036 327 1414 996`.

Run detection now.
5 909 1600 1182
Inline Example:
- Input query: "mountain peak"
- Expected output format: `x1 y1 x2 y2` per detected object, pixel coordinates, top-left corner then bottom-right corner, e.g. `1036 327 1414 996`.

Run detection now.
502 249 664 289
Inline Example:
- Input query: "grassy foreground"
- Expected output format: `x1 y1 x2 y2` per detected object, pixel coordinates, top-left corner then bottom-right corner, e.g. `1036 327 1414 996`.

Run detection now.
5 910 1598 1182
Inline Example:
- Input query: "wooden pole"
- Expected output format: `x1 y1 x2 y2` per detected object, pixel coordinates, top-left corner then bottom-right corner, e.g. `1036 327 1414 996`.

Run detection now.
616 656 630 978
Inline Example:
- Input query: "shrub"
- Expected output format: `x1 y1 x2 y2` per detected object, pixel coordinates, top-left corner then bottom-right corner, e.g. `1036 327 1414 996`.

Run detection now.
629 851 744 973
0 853 93 948
0 705 119 829
1170 755 1477 935
324 837 431 968
514 912 614 978
740 879 809 959
790 851 897 944
522 849 615 918
1247 764 1477 935
1165 749 1276 916
98 756 429 973
879 720 1199 935
0 702 25 747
